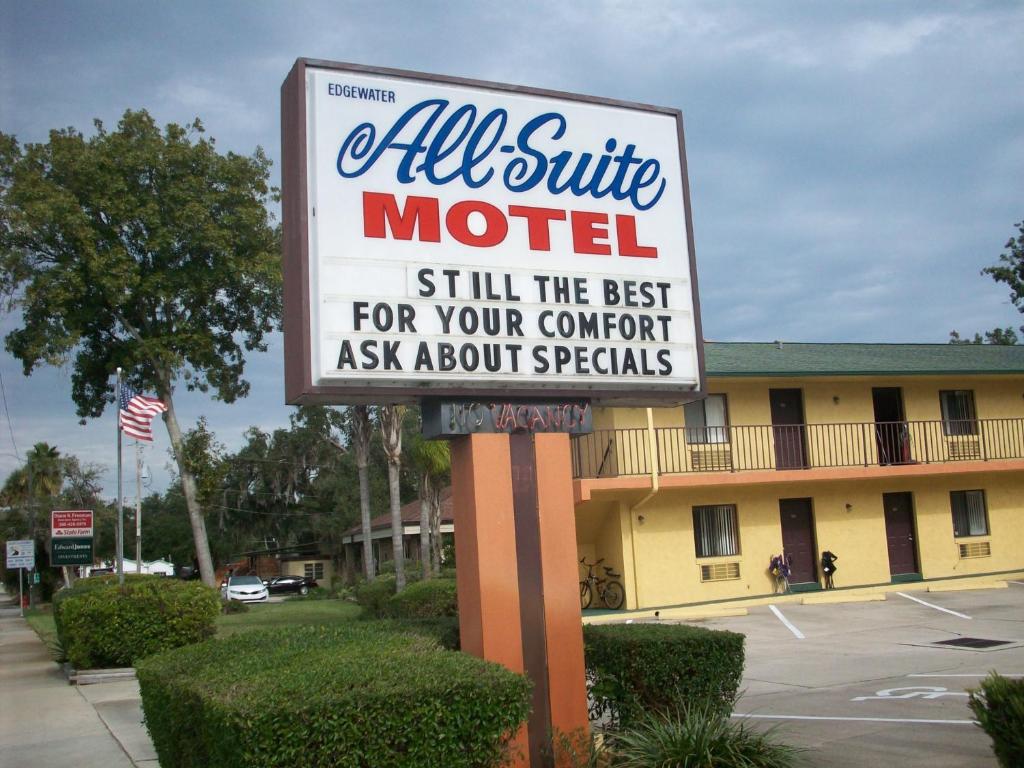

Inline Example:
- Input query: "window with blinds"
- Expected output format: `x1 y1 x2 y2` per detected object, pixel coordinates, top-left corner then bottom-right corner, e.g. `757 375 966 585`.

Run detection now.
304 562 325 579
951 490 988 537
693 504 739 558
684 394 729 444
940 390 978 436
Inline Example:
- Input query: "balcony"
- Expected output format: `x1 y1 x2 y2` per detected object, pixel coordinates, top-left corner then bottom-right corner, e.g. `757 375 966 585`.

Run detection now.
571 418 1024 479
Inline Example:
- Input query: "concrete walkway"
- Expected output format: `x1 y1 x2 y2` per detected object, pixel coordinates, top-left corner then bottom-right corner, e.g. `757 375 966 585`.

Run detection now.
0 589 157 768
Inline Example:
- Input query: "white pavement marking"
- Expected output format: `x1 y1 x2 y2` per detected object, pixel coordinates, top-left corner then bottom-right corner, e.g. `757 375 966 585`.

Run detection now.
732 713 974 725
1009 581 1024 586
909 673 1024 678
897 591 972 619
768 604 805 639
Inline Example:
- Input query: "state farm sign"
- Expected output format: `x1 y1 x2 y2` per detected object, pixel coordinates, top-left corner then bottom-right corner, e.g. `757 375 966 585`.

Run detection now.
51 510 93 537
282 59 704 405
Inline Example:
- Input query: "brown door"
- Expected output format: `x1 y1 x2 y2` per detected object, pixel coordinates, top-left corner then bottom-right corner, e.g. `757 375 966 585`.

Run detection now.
883 492 919 576
770 389 807 469
872 388 911 465
779 498 817 584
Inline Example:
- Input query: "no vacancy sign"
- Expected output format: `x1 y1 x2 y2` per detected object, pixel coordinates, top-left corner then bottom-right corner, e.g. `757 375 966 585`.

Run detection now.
282 60 704 406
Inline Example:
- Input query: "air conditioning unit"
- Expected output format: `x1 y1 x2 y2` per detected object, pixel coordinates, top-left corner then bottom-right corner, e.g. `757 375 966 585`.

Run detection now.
958 541 991 559
700 562 741 581
690 447 733 472
947 438 981 461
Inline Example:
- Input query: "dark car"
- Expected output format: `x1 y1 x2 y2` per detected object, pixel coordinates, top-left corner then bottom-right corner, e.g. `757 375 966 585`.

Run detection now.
262 575 318 596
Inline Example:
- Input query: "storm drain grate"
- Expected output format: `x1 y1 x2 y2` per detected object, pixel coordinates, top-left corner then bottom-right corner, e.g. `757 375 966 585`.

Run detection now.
933 637 1013 649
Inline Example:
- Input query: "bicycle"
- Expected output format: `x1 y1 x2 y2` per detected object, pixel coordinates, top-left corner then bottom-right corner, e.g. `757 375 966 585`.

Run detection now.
579 557 625 610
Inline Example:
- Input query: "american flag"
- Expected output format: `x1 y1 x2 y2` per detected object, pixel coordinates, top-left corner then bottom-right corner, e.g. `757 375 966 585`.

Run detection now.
119 385 167 442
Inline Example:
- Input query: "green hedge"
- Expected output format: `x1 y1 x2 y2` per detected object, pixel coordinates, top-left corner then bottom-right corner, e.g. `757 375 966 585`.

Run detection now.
384 578 458 619
969 672 1024 767
53 577 220 669
584 623 744 726
375 617 461 651
136 625 530 768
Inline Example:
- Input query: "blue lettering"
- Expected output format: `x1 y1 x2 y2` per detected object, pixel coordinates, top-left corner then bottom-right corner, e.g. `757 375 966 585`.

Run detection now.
335 99 667 211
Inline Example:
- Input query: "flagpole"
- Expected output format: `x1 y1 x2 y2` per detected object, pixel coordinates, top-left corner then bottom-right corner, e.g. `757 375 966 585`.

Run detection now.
116 368 124 587
135 441 142 574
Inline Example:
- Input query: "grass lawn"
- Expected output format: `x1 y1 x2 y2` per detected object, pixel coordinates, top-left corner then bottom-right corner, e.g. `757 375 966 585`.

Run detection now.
24 607 60 658
216 598 362 636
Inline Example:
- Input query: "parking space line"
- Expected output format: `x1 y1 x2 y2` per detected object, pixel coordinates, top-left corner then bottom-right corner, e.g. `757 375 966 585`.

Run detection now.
1009 581 1024 586
732 714 974 725
897 592 972 619
768 604 805 639
908 673 1023 678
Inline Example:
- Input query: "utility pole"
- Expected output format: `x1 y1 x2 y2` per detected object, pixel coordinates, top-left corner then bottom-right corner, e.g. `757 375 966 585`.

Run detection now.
116 367 124 586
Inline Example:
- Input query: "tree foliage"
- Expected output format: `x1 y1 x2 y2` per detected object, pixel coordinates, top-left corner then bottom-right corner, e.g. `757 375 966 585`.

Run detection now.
951 219 1024 344
0 109 282 585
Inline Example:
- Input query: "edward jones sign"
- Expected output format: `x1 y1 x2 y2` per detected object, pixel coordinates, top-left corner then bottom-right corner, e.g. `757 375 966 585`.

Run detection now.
282 59 705 405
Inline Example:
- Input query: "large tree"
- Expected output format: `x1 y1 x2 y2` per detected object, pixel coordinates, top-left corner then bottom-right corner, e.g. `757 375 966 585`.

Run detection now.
0 111 281 586
378 405 407 590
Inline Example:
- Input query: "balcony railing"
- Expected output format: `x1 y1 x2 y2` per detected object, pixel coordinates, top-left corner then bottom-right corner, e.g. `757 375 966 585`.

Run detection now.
571 418 1024 479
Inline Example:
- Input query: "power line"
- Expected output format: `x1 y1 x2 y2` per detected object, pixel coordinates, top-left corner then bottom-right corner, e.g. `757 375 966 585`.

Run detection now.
0 367 20 459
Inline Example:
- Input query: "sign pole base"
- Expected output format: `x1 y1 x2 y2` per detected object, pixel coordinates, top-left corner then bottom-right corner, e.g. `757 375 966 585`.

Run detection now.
452 433 589 767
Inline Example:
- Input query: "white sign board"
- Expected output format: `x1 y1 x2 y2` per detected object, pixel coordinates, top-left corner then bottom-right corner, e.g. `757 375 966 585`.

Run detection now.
283 60 705 405
5 540 34 569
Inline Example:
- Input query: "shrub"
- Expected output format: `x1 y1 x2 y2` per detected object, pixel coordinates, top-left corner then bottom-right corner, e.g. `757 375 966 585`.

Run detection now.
53 577 220 669
609 706 803 768
375 617 461 650
353 574 397 617
221 598 250 614
383 578 458 619
969 672 1024 767
584 623 744 727
136 625 531 768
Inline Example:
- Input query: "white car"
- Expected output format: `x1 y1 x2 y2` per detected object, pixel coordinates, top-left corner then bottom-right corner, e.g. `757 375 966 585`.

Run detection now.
221 575 269 602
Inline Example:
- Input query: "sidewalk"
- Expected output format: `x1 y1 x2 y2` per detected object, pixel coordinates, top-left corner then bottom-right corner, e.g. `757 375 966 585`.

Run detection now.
0 589 157 768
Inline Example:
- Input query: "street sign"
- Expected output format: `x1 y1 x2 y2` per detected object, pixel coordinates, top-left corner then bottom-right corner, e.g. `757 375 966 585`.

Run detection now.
52 509 94 537
51 537 93 567
5 540 35 569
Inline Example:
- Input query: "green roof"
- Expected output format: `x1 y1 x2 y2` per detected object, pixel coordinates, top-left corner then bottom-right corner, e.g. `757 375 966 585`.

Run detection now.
705 342 1024 377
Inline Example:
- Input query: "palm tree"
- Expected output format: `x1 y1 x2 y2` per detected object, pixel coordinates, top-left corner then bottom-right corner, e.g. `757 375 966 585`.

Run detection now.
350 405 375 581
406 433 450 579
378 405 407 590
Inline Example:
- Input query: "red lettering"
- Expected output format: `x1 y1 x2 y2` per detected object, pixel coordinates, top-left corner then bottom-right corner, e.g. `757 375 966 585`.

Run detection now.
363 192 440 241
446 200 508 247
508 205 567 251
616 214 658 258
570 211 611 255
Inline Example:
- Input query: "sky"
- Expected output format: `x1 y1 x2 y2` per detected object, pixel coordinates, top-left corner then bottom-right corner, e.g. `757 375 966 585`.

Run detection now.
1 0 1022 498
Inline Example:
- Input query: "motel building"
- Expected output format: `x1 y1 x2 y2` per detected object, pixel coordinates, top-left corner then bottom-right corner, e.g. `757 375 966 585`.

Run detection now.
571 341 1024 612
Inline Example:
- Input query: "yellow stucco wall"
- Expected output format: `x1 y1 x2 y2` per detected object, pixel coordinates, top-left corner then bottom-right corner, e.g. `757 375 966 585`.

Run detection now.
576 373 1024 609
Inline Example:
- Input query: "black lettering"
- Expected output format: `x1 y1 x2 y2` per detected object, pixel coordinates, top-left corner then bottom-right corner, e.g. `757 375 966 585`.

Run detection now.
337 341 357 369
592 347 608 374
383 341 402 370
574 277 589 304
657 349 672 375
505 273 521 301
443 269 460 298
574 346 589 375
372 302 394 330
621 348 638 375
507 344 522 372
578 312 599 339
414 342 434 370
438 343 456 371
483 344 502 372
534 274 550 302
397 304 417 332
603 279 620 306
533 346 549 373
360 340 379 370
657 282 671 307
507 309 524 337
353 301 370 331
459 306 479 334
460 343 480 371
436 305 455 333
619 314 637 340
538 310 555 338
554 345 571 372
640 348 655 375
639 282 655 308
623 281 639 307
482 308 500 336
417 269 435 298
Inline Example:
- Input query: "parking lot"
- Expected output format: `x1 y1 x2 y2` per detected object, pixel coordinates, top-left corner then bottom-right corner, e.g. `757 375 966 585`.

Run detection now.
697 583 1024 767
